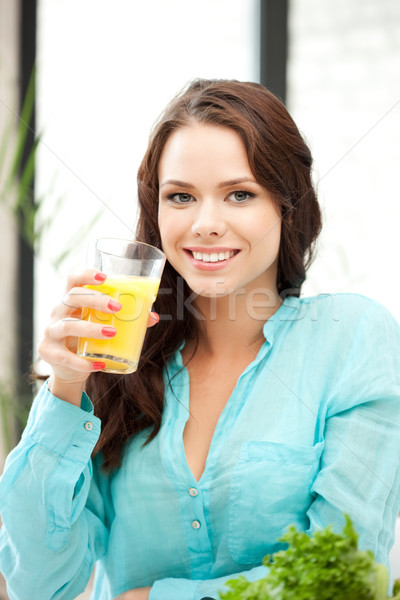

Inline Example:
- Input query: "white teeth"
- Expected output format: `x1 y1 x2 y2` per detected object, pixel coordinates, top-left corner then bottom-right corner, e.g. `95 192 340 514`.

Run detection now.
191 250 236 262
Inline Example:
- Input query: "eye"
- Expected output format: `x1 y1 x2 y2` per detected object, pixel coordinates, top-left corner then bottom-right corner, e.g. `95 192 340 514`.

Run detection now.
228 190 256 203
167 192 194 204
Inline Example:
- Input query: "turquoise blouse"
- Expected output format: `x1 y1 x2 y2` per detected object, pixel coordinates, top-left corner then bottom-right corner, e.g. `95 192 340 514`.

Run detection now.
1 294 400 600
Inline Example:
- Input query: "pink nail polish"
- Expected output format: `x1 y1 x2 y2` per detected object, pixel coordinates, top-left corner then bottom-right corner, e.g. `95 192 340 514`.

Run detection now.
102 326 117 337
92 361 106 371
94 272 107 282
108 299 122 312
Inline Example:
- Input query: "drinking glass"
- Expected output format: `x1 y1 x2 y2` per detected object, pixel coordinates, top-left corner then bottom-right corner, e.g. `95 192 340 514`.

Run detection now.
77 238 165 374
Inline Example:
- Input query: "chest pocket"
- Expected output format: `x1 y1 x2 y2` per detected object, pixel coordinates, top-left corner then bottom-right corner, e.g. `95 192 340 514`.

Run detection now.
228 440 324 565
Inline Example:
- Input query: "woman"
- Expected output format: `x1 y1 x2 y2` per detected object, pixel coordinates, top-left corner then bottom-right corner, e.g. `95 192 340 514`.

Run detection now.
1 79 400 600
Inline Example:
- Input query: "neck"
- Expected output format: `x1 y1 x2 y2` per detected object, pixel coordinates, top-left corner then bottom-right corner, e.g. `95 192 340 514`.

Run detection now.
188 288 281 359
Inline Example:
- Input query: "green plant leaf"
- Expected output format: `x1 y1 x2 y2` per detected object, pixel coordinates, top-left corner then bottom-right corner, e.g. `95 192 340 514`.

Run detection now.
218 516 393 600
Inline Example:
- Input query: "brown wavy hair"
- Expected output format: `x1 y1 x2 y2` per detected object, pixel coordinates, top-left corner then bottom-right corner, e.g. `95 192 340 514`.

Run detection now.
88 79 322 470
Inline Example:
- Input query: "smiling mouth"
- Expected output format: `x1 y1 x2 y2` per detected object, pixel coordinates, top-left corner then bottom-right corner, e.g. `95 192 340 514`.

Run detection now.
186 249 239 263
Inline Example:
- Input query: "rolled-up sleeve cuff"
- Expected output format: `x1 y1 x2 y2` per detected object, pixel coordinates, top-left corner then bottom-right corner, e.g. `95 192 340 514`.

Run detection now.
149 565 268 600
26 380 101 462
150 578 199 600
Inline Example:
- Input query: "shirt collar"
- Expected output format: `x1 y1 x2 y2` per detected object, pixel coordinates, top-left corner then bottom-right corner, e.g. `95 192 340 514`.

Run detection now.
167 296 301 373
262 295 301 346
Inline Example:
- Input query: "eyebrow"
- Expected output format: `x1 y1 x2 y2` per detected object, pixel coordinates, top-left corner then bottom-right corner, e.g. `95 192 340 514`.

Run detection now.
160 179 192 189
160 177 258 189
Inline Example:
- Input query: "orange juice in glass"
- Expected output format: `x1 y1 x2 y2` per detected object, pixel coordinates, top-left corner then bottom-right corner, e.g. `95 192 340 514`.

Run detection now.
77 239 165 374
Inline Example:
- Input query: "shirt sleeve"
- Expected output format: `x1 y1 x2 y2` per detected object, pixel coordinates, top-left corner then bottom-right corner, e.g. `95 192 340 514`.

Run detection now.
307 299 400 567
149 564 268 600
0 380 108 600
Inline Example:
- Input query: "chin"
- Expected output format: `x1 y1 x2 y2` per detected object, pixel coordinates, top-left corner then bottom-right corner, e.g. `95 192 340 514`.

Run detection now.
187 279 232 298
187 287 224 298
199 289 230 298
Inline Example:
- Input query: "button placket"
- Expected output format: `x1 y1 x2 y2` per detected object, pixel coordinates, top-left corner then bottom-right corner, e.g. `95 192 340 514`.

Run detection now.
188 487 201 529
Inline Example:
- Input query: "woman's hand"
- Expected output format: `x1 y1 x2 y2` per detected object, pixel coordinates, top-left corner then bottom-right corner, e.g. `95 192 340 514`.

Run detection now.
113 587 151 600
37 269 159 406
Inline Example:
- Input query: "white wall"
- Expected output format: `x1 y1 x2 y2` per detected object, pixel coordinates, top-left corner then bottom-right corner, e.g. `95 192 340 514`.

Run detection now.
288 0 400 321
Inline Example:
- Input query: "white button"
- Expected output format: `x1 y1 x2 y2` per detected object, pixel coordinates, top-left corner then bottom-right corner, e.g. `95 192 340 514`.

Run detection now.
191 520 201 529
188 488 198 497
84 421 93 431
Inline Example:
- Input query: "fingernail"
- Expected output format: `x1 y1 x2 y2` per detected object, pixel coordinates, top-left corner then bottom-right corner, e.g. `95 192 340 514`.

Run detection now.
151 311 160 324
102 326 117 337
94 272 107 282
107 299 122 311
92 361 106 371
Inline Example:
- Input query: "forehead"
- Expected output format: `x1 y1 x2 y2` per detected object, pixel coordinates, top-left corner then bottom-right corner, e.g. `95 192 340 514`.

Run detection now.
158 123 252 179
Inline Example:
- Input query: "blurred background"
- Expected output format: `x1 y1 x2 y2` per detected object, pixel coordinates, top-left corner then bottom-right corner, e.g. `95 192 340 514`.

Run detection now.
0 0 399 597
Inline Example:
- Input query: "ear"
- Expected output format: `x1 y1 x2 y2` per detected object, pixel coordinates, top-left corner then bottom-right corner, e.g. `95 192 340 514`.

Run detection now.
286 205 296 227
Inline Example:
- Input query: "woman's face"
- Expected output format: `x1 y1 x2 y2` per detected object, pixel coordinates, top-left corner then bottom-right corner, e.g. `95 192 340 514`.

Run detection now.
157 122 281 300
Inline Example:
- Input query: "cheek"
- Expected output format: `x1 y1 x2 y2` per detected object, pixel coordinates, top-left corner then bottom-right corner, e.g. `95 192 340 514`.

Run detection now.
251 217 281 259
241 209 281 244
261 207 281 241
158 209 181 255
157 207 170 249
260 219 281 244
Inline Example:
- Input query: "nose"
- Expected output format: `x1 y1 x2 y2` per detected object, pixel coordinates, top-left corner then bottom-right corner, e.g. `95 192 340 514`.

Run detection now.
191 199 227 238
